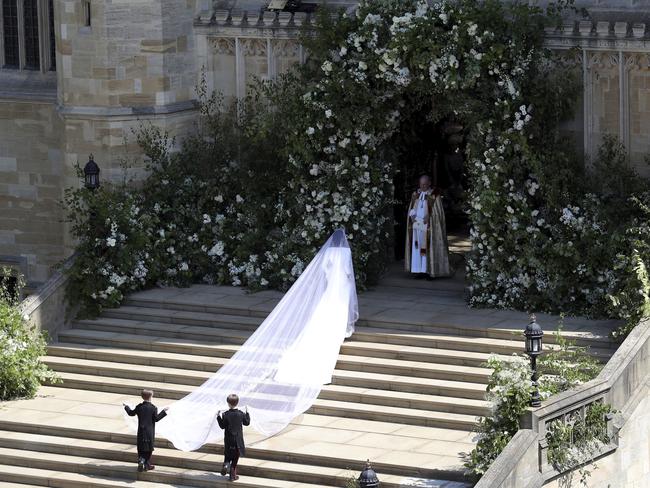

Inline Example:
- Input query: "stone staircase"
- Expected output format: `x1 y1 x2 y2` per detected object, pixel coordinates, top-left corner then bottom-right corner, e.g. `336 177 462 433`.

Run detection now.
0 283 619 488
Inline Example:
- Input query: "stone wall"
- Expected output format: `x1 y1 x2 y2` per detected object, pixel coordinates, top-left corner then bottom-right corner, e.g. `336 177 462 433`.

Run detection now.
0 0 204 285
546 23 650 176
55 0 196 108
54 0 201 187
0 98 64 284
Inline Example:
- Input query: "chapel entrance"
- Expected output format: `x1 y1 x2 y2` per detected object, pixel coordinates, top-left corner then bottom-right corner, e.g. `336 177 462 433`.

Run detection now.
392 109 469 262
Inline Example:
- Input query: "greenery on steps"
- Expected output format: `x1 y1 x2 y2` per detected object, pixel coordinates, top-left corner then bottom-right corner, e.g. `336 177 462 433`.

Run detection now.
464 322 605 479
0 269 59 401
345 476 360 488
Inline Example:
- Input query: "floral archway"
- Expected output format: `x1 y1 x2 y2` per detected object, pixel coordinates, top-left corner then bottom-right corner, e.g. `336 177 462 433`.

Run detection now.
269 0 579 298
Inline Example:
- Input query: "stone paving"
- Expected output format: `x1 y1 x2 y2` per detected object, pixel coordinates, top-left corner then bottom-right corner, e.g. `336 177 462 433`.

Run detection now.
129 263 620 345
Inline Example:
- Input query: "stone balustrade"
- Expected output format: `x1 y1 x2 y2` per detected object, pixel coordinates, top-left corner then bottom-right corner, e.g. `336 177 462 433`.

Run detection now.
476 319 650 488
195 8 311 30
545 21 650 51
19 256 75 342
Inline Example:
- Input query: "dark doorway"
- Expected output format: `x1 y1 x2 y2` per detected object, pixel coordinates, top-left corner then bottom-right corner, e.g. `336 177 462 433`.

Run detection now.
391 109 469 261
0 274 18 302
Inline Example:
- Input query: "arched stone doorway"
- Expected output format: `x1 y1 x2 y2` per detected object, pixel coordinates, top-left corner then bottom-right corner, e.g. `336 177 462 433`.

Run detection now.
391 106 468 262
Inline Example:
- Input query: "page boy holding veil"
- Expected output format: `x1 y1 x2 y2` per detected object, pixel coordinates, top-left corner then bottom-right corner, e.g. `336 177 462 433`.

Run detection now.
405 174 450 279
217 394 250 481
123 389 168 472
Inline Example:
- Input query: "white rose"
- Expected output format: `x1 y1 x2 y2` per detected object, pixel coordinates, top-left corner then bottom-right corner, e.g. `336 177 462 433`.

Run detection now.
106 237 116 247
325 109 333 118
306 127 315 135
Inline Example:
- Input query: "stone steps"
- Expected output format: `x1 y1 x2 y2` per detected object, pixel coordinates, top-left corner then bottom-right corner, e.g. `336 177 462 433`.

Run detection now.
44 353 488 399
0 464 192 488
0 446 330 488
72 312 615 360
0 429 471 488
59 327 500 368
0 483 46 488
46 371 480 430
0 404 474 481
46 342 492 384
6 284 616 488
124 296 619 349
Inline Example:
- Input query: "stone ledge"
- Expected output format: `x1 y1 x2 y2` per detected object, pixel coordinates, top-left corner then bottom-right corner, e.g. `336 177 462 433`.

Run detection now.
57 100 199 118
20 254 75 341
0 71 57 103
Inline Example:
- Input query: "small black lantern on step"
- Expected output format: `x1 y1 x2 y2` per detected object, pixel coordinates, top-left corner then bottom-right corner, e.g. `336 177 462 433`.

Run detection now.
358 460 379 488
83 154 100 190
524 314 544 407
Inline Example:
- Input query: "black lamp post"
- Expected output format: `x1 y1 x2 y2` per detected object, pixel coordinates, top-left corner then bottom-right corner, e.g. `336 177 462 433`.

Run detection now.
83 154 100 190
524 314 544 407
358 460 379 488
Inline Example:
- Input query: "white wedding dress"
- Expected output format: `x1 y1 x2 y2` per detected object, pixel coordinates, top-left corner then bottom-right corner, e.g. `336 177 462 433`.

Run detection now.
125 229 358 451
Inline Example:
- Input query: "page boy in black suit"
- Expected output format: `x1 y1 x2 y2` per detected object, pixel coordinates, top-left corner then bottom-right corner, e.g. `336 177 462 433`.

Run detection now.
123 389 168 472
217 393 250 481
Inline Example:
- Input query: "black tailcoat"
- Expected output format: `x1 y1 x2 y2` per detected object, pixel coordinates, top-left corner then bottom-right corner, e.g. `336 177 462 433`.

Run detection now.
217 408 250 455
124 401 167 452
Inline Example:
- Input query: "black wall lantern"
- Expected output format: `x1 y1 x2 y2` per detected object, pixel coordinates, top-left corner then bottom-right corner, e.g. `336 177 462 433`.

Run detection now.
358 460 380 488
83 154 100 190
524 314 544 407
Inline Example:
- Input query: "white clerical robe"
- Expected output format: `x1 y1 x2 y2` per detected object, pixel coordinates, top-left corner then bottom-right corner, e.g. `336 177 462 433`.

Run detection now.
409 191 429 273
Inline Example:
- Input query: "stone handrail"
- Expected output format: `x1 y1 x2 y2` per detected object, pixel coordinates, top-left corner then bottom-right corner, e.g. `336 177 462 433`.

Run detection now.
19 256 75 342
475 319 650 488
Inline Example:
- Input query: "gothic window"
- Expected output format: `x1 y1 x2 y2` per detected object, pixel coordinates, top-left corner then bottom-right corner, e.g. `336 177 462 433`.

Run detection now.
82 0 90 27
23 0 38 69
2 0 19 68
48 0 54 70
0 0 56 71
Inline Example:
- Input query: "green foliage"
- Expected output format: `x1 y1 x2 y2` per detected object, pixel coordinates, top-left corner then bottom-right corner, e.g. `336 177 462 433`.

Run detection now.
538 322 602 395
463 354 533 476
63 171 154 317
0 269 59 401
546 401 615 488
607 191 650 337
62 90 294 316
464 324 603 478
344 476 360 488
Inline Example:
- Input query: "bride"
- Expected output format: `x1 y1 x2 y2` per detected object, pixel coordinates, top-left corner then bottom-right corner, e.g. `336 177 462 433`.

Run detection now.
126 229 358 451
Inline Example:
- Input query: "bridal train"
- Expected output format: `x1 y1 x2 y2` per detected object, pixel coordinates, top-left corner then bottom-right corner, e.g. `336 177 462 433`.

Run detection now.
125 229 358 451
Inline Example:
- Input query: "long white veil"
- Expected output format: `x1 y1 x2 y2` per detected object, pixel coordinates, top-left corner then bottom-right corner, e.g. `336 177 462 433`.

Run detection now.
129 229 358 451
